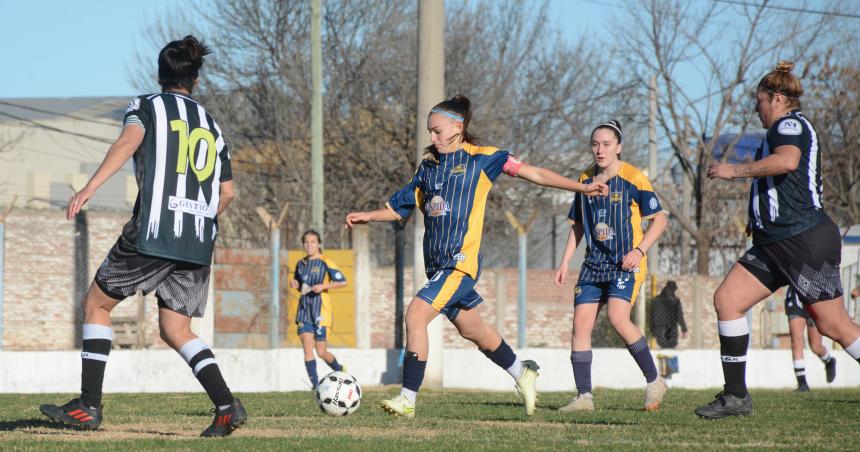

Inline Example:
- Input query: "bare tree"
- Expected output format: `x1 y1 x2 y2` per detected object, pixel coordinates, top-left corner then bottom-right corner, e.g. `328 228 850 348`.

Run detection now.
133 0 635 265
617 0 839 275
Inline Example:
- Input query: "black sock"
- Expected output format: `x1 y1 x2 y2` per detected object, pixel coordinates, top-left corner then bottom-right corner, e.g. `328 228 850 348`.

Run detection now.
327 356 343 372
481 340 517 370
179 338 233 408
718 318 750 398
402 351 427 392
794 360 807 386
571 350 593 395
80 324 112 408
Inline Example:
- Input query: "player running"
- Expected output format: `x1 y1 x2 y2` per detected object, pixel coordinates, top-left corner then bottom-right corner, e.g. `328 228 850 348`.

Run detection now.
554 120 669 412
696 61 860 419
784 287 837 392
345 95 607 418
289 230 349 388
39 36 247 437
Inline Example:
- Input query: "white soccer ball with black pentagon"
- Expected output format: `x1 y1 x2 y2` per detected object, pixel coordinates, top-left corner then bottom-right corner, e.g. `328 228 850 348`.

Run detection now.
315 371 361 416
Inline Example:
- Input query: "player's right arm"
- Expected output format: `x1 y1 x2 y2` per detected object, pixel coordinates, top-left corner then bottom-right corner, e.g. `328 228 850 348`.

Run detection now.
67 125 144 220
216 180 235 216
345 208 400 227
554 222 584 288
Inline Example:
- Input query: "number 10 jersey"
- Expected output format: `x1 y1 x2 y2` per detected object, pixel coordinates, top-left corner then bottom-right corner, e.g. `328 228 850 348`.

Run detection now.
120 92 233 266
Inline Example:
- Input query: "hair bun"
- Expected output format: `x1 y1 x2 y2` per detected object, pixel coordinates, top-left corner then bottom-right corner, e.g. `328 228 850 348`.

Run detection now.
451 94 471 111
180 35 211 68
775 60 795 73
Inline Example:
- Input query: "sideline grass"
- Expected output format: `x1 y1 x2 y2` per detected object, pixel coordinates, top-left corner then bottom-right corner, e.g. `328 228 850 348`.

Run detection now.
1 387 857 450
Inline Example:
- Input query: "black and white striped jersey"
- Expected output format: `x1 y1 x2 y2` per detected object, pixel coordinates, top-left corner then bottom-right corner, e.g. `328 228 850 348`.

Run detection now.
748 109 827 245
119 92 232 265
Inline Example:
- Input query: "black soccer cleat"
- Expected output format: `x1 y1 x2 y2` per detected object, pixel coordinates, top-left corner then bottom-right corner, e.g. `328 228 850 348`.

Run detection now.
39 398 102 430
794 383 810 393
825 357 836 383
200 398 248 437
695 391 753 419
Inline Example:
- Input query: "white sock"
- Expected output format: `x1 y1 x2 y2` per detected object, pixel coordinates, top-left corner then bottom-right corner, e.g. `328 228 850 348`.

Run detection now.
819 349 832 363
845 337 860 360
400 387 417 404
506 360 524 380
793 359 805 376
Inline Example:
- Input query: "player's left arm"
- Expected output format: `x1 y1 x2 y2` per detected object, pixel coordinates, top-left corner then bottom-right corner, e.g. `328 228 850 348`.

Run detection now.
621 211 668 271
313 260 348 293
708 145 801 180
216 180 235 216
510 162 608 196
67 125 144 220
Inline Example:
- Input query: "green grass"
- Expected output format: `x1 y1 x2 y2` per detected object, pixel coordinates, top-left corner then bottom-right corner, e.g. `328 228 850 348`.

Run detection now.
1 387 858 450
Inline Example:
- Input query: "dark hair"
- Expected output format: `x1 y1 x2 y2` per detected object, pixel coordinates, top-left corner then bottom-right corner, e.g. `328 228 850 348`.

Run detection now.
423 95 478 163
158 35 212 92
302 229 322 245
757 61 803 109
591 120 623 144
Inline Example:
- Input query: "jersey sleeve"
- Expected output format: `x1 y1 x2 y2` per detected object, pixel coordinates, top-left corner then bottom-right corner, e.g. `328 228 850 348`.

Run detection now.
212 119 233 182
634 172 663 219
567 172 589 224
769 117 805 149
293 262 302 285
123 96 150 130
386 164 425 220
323 259 347 283
482 148 512 182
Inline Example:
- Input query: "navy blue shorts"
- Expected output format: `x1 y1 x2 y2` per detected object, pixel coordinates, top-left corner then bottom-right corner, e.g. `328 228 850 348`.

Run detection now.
573 273 644 306
416 269 483 321
297 322 327 341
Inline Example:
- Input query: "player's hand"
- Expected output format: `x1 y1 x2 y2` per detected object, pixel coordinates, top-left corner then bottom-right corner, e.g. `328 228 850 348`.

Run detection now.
289 279 299 289
67 186 95 220
707 162 735 180
621 248 644 271
345 211 372 228
681 331 688 339
554 267 568 288
311 284 325 293
582 182 609 197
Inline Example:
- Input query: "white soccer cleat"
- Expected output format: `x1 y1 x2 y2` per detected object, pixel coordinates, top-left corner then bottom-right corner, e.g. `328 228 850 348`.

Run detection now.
380 394 415 419
558 392 595 412
515 360 540 416
644 376 667 411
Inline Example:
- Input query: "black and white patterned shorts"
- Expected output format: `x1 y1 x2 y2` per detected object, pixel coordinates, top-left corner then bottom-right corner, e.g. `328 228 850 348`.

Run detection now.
94 238 210 317
738 218 843 305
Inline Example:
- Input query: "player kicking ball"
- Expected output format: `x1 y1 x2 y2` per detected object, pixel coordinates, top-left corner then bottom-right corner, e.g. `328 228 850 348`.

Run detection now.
39 35 246 436
345 95 608 418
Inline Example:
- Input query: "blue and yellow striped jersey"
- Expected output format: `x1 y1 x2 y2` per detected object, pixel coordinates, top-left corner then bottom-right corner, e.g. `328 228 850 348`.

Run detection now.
293 255 347 328
387 143 512 279
568 162 663 282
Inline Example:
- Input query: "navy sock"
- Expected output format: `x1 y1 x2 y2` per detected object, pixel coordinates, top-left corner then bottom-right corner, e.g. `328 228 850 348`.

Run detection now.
402 351 427 392
571 350 593 395
481 340 517 370
626 337 658 383
305 360 319 387
328 357 343 372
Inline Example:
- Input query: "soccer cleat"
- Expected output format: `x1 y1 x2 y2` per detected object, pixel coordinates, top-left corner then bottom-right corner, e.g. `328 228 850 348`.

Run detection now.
825 357 836 383
515 360 540 416
380 394 415 419
794 383 810 393
695 391 753 419
39 398 102 430
558 392 594 412
200 398 248 437
644 377 668 411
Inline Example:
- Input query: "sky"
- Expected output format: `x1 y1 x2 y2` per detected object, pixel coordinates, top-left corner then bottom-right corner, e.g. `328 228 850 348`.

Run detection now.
0 0 617 99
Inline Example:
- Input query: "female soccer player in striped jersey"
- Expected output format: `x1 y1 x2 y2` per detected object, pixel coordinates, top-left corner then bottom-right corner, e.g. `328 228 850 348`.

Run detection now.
555 120 669 412
345 95 608 418
289 230 349 388
39 36 246 437
697 61 860 419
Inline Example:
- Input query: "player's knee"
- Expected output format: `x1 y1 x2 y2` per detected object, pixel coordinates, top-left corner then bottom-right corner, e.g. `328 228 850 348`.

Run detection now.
812 318 841 342
607 310 631 330
713 289 736 318
315 343 327 355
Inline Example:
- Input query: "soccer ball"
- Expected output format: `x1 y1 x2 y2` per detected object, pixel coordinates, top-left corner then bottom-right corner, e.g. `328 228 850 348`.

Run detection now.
315 371 361 416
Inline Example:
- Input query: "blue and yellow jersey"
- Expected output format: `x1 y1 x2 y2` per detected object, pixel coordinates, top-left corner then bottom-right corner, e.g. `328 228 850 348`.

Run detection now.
568 162 663 282
387 143 513 279
293 255 347 328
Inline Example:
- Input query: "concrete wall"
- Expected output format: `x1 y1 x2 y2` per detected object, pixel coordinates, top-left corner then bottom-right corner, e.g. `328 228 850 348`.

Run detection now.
1 348 856 393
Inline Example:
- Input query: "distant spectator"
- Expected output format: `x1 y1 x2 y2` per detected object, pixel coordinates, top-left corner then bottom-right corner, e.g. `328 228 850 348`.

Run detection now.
649 281 687 349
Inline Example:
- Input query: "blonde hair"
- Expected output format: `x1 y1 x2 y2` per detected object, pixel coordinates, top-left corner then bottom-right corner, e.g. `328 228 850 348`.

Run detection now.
757 61 803 109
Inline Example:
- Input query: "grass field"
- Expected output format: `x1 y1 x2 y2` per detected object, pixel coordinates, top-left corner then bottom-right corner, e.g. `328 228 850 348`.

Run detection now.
0 387 858 450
